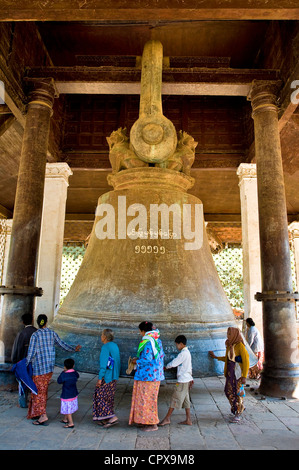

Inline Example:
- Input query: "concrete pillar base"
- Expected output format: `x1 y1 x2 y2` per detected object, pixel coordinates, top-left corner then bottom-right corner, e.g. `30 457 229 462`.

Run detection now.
259 368 299 399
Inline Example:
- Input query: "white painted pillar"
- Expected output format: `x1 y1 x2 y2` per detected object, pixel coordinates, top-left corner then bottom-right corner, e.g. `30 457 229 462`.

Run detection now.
237 163 263 336
0 219 13 323
289 221 299 317
35 163 72 324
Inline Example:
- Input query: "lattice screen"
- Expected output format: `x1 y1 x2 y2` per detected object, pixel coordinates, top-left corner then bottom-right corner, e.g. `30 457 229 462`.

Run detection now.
213 247 244 309
60 243 86 306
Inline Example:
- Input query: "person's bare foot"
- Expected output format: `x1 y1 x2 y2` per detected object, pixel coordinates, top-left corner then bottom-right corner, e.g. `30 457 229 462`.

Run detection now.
107 416 118 424
179 420 192 426
159 418 171 426
142 424 158 432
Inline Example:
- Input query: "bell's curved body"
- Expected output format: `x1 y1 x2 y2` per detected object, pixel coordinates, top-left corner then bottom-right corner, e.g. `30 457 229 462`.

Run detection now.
53 168 242 376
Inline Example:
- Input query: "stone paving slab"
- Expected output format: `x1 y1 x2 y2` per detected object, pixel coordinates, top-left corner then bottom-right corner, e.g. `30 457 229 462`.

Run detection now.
1 367 299 451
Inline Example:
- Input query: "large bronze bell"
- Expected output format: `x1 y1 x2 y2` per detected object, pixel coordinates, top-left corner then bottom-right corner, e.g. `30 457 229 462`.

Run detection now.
53 40 257 376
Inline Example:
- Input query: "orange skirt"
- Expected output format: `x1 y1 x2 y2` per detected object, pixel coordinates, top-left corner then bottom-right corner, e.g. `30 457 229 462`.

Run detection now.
27 372 53 419
129 380 160 425
248 351 264 379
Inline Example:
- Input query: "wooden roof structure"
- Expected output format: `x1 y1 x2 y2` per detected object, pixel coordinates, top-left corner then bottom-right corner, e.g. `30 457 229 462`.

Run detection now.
0 2 298 248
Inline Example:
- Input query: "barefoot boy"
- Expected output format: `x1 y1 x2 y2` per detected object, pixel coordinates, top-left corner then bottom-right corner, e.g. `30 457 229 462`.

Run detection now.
159 335 193 426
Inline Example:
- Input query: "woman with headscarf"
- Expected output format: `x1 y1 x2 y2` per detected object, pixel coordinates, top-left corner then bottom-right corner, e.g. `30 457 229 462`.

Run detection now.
26 314 81 425
209 327 249 423
129 321 164 432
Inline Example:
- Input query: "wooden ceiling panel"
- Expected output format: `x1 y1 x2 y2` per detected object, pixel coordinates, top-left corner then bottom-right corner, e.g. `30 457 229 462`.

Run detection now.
64 221 93 242
190 169 241 215
61 94 250 170
208 225 242 245
65 168 241 217
0 120 23 211
284 171 299 214
37 21 269 69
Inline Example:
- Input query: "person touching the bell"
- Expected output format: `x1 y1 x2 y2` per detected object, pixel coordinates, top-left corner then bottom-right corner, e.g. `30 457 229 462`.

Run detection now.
129 321 164 432
26 314 81 425
209 326 249 423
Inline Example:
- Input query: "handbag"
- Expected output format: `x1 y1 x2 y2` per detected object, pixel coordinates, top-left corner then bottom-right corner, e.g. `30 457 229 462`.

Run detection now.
107 356 114 370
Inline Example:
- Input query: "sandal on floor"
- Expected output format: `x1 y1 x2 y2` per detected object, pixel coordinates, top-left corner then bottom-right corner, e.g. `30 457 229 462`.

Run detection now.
229 415 241 423
63 424 74 428
103 420 118 428
33 419 49 426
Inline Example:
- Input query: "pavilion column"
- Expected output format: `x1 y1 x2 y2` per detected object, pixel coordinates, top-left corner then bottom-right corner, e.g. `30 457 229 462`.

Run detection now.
0 219 13 322
237 163 263 335
0 79 55 375
249 80 299 398
289 221 299 317
35 163 73 324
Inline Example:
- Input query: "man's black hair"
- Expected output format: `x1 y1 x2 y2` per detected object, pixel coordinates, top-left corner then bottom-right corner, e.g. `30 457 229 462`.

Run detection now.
21 313 33 326
175 335 187 345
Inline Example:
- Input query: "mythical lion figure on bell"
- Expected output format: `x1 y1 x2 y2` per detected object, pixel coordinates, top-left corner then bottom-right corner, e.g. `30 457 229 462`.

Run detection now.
107 127 197 177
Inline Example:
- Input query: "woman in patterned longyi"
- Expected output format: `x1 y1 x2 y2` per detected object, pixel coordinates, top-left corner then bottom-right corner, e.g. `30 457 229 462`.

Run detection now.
92 329 121 428
209 327 249 423
129 321 165 432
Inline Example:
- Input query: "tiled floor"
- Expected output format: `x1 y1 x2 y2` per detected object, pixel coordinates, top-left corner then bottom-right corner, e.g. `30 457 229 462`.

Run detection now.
1 367 299 450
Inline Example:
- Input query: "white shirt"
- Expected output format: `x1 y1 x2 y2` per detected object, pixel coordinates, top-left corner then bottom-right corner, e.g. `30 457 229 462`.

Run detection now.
166 346 193 383
247 326 264 354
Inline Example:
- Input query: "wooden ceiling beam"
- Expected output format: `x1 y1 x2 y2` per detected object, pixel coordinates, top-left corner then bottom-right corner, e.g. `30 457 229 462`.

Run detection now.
56 82 250 97
1 1 299 21
26 66 280 83
0 203 13 219
0 114 16 138
26 66 280 97
0 104 12 115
